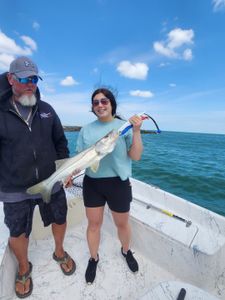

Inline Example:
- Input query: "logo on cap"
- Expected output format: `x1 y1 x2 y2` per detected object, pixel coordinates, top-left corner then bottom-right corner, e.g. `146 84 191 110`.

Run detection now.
24 61 31 67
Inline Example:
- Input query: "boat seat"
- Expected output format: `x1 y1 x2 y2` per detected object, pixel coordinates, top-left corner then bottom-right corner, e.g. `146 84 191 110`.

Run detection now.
140 280 219 300
131 200 199 248
131 192 225 255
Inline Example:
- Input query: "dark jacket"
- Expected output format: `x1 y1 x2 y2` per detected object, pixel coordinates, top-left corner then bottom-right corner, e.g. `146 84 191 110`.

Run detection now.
0 72 69 193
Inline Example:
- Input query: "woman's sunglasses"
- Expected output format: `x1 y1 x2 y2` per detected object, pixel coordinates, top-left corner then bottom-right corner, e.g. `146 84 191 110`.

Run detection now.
92 98 110 107
13 74 39 84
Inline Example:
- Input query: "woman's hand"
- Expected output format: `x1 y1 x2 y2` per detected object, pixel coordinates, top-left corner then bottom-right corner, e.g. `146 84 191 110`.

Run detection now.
129 115 143 132
128 115 143 160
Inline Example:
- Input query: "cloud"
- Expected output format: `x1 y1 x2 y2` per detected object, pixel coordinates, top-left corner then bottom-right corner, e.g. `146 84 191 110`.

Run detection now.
0 53 14 70
183 48 193 61
212 0 225 11
130 90 154 98
153 42 177 58
158 62 170 68
0 30 37 71
117 60 149 80
20 36 37 51
33 21 40 31
167 28 194 49
0 30 32 55
153 28 194 61
60 76 79 86
169 83 176 88
92 68 99 73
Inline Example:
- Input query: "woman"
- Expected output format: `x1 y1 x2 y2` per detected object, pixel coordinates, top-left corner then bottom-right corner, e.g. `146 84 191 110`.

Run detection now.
76 88 143 284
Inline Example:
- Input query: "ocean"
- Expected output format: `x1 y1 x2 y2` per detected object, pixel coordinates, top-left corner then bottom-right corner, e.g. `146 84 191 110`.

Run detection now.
65 131 225 217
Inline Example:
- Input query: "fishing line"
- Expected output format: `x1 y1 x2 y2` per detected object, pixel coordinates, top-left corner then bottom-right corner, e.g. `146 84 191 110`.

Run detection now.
71 173 84 188
143 113 161 134
119 113 161 136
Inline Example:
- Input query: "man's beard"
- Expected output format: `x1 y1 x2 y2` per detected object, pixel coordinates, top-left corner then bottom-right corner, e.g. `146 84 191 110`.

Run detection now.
18 94 37 106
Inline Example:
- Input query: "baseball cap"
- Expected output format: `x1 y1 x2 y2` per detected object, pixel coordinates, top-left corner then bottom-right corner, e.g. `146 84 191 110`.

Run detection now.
9 56 42 79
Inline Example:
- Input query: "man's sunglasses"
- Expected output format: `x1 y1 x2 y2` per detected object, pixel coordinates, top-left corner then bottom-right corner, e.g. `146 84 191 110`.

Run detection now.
92 98 110 107
13 75 39 84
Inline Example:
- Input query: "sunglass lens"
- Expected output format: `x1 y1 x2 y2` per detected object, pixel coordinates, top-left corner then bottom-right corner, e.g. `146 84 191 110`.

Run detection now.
31 76 38 84
101 99 108 105
93 98 109 106
17 76 38 84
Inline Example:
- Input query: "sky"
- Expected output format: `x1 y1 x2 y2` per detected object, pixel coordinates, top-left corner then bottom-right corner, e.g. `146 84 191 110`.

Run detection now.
0 0 225 134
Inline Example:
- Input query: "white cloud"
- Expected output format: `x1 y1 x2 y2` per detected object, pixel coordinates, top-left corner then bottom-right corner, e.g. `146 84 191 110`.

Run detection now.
130 90 154 98
33 21 40 31
0 31 32 55
93 68 98 73
153 27 194 61
0 53 14 70
183 48 193 61
0 30 37 71
153 41 177 58
158 62 170 68
212 0 225 11
169 83 176 88
167 28 194 49
60 76 79 86
117 60 149 80
20 36 37 51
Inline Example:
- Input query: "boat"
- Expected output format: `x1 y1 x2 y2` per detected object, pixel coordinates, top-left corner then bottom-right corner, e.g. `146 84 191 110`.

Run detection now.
0 174 225 300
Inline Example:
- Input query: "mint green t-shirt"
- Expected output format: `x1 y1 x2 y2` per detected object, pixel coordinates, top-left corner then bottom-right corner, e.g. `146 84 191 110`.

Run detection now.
76 118 133 180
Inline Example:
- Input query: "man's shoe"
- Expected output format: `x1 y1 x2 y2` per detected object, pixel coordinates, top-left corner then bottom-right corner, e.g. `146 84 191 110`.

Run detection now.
85 255 99 284
15 262 33 299
121 248 139 273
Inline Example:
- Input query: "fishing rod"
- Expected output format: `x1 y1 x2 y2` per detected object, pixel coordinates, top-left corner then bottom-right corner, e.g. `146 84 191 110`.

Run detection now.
70 174 192 228
133 197 192 227
118 112 161 136
117 114 192 227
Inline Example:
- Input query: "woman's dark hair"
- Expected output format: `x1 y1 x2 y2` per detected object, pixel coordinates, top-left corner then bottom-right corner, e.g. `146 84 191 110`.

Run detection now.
91 88 118 117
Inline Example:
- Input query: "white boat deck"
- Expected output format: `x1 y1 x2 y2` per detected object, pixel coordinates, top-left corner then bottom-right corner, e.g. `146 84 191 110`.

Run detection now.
1 178 225 299
6 221 178 300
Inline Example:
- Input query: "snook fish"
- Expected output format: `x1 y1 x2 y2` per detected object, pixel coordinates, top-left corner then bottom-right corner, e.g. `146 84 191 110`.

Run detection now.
26 130 119 203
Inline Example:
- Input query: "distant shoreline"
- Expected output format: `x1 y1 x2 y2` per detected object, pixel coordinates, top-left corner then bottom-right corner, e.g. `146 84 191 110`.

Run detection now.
63 126 81 132
63 125 159 134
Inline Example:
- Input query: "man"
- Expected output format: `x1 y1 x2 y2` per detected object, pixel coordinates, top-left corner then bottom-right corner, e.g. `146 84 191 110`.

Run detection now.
0 56 76 298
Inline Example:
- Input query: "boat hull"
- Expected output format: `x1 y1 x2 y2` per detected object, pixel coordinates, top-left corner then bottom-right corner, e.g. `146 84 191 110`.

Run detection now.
0 178 224 299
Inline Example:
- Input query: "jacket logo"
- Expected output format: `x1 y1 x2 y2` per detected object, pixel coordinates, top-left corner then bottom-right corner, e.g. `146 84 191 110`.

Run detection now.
40 112 52 119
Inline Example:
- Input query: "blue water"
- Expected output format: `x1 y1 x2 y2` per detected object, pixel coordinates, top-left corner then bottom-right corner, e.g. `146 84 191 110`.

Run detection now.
66 131 225 217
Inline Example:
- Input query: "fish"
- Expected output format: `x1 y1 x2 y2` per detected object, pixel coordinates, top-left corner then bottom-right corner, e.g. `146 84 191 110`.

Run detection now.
26 129 119 203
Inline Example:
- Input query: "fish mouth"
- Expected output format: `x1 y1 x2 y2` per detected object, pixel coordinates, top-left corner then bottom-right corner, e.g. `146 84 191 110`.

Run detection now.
112 132 119 141
105 131 119 143
100 129 118 141
95 130 119 154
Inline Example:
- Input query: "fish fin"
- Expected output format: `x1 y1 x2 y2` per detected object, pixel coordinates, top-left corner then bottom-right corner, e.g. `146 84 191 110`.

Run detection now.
90 161 100 172
26 182 51 203
55 158 69 170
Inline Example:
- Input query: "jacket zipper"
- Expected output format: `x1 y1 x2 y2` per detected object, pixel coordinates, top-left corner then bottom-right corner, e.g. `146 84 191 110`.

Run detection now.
9 107 40 180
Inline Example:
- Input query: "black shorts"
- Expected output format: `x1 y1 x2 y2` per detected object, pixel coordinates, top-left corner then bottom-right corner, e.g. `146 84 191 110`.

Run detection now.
3 187 67 238
83 175 132 213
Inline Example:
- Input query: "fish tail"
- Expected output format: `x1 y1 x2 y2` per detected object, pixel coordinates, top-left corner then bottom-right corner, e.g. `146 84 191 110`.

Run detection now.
26 182 51 203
